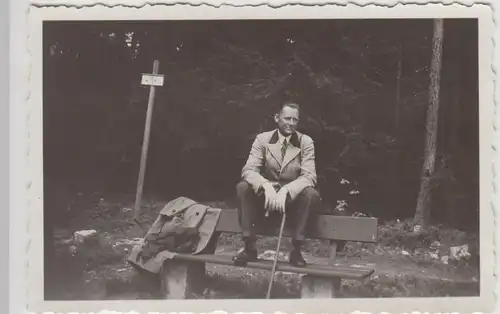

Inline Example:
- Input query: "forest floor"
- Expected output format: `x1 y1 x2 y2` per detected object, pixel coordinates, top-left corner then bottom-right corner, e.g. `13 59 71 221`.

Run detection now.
45 195 480 300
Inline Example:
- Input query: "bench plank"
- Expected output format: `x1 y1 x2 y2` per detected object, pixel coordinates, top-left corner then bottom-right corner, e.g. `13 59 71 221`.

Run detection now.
171 253 374 279
215 209 378 242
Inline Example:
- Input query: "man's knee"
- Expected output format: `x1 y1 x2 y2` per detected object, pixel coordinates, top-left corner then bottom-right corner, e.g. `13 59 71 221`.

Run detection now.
298 187 321 201
236 181 253 197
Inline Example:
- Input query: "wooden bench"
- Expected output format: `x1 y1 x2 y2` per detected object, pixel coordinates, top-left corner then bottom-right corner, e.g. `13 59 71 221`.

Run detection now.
160 209 378 299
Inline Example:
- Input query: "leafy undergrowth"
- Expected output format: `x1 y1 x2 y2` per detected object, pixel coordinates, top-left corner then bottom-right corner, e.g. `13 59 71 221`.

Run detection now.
45 196 480 300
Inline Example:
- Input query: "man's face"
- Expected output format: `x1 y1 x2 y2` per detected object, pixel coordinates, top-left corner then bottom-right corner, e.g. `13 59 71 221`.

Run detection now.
275 106 299 136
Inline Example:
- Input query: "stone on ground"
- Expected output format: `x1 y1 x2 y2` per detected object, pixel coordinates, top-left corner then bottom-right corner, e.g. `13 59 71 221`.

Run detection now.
258 250 288 261
450 244 470 260
74 229 99 246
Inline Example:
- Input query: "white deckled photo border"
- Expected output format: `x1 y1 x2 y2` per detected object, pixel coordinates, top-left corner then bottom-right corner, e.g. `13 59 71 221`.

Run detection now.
24 2 496 314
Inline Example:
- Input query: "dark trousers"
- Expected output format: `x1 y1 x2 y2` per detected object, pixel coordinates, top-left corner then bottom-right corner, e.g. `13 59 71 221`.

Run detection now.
236 181 320 242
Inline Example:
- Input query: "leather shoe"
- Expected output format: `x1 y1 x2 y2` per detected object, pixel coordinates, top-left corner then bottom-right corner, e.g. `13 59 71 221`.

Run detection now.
232 248 258 265
289 249 307 267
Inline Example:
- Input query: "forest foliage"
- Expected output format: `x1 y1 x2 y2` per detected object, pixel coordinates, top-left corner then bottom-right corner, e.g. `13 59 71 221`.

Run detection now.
43 19 479 230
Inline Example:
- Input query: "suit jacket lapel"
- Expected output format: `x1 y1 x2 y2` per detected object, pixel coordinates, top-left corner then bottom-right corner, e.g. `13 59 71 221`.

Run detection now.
268 142 283 167
267 130 282 166
267 130 302 170
281 144 300 170
281 132 302 171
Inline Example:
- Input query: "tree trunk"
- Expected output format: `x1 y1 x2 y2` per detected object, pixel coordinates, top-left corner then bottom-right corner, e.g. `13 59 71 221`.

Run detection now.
392 44 403 216
444 21 462 224
414 19 444 228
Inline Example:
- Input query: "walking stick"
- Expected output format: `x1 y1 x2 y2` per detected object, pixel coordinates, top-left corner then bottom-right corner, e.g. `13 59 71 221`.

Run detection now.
266 210 287 299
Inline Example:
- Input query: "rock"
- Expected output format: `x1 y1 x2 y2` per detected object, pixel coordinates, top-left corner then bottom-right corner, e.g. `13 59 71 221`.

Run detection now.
115 237 143 247
74 230 99 246
413 225 422 233
429 252 439 260
401 250 410 256
374 245 385 256
413 248 426 256
69 245 77 256
340 178 350 184
258 250 287 260
352 212 368 217
441 255 449 264
430 241 441 250
450 244 471 260
61 238 73 245
75 229 97 237
350 264 371 268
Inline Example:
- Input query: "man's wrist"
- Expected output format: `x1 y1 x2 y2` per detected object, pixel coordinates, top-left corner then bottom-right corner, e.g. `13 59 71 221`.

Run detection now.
262 182 273 191
280 186 289 195
262 182 270 188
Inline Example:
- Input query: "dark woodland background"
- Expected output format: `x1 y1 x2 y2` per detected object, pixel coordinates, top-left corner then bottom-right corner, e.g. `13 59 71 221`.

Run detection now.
43 19 479 232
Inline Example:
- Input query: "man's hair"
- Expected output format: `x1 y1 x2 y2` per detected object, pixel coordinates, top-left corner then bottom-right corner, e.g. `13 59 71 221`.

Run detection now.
277 102 300 115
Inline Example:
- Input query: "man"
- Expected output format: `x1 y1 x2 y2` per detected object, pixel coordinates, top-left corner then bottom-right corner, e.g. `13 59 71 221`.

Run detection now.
233 102 320 267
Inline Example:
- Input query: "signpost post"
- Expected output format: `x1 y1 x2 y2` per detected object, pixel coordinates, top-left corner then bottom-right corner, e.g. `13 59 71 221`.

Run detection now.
133 60 164 226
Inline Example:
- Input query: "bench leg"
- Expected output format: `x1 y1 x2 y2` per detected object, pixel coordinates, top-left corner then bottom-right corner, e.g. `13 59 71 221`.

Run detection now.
301 275 341 298
160 260 206 299
160 232 220 299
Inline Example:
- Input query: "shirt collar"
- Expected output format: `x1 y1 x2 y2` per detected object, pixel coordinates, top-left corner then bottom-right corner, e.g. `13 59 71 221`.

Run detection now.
277 131 291 145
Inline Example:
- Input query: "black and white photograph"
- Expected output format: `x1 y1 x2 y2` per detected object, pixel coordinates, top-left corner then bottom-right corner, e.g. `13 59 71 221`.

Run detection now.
26 3 495 313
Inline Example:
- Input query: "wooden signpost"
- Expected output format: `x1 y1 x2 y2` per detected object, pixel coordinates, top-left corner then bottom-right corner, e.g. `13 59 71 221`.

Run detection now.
134 60 164 225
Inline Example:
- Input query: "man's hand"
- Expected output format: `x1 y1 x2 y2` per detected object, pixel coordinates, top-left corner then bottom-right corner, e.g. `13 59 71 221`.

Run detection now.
262 182 278 211
274 187 289 213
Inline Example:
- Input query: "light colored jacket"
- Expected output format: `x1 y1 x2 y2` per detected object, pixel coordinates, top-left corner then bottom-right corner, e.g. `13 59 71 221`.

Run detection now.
241 129 317 200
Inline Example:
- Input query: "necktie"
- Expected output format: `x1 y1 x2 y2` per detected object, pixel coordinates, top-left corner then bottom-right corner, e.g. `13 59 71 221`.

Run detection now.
281 139 287 161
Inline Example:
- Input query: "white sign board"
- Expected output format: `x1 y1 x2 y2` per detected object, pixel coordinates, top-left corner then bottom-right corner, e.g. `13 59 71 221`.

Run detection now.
141 73 165 87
